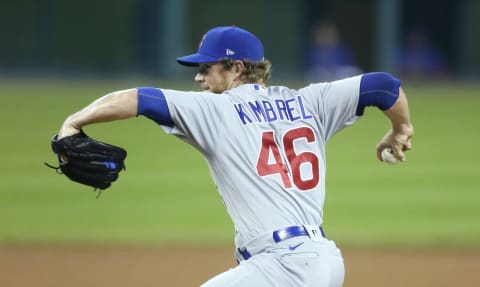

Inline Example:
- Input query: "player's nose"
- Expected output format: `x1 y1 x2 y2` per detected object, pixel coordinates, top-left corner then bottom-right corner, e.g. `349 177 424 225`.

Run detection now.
195 73 205 82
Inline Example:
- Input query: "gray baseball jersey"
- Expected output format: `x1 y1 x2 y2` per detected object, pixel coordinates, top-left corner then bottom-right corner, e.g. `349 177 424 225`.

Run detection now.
158 75 361 248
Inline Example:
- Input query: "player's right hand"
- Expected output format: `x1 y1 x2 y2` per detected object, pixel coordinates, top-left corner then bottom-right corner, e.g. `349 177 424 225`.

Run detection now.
376 124 414 162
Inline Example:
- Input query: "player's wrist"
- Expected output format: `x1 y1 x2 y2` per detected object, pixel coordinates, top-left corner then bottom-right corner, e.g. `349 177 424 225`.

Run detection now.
58 120 81 139
391 122 413 135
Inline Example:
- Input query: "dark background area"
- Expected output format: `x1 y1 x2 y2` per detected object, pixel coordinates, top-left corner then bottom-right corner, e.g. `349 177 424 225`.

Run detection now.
0 0 478 81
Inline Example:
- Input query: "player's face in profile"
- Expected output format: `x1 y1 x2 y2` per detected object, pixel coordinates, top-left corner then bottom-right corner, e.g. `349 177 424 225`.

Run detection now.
195 62 236 93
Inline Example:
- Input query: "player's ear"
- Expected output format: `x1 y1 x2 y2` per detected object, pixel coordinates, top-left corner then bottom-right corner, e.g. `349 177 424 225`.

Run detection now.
233 60 245 74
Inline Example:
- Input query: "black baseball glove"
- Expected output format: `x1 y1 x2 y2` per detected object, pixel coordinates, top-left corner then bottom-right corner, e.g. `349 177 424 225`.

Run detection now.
45 130 127 191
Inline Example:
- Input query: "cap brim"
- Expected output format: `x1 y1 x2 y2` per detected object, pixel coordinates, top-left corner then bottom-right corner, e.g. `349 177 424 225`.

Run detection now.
176 53 218 66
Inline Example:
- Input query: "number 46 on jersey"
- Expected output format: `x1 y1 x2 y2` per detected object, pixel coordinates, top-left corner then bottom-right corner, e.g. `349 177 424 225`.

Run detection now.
256 126 320 191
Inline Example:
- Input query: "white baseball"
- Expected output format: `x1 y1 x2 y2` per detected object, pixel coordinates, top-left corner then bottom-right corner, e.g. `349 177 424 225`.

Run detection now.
381 147 398 165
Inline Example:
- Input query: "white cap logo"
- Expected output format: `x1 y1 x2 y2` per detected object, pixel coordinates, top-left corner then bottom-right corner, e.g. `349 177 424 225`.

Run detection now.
226 49 235 56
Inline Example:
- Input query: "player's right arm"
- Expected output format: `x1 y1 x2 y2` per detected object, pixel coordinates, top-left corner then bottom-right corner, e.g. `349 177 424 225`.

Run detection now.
376 87 414 162
356 72 414 162
309 72 413 162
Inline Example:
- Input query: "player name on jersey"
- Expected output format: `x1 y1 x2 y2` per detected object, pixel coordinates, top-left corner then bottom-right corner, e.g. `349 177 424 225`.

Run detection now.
234 95 313 125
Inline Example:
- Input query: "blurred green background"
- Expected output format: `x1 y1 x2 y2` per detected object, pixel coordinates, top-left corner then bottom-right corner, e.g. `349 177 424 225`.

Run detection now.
1 0 480 79
1 0 479 250
0 80 479 249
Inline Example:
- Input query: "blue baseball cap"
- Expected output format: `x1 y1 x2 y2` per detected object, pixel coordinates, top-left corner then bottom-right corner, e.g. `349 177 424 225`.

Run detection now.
176 26 264 66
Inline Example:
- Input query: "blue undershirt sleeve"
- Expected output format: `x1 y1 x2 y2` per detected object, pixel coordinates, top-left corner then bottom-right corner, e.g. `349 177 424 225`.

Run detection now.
137 87 174 126
355 72 401 116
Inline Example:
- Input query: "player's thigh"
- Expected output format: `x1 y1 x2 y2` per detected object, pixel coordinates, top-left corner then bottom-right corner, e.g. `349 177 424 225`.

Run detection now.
201 243 344 287
326 240 345 287
280 251 344 287
328 251 344 287
200 258 273 287
279 241 344 287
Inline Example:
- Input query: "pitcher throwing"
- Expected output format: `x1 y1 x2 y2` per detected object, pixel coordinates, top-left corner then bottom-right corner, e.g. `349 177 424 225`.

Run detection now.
54 26 414 286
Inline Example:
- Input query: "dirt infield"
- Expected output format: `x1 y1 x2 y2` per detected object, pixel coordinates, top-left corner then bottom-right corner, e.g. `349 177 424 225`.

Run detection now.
0 245 478 287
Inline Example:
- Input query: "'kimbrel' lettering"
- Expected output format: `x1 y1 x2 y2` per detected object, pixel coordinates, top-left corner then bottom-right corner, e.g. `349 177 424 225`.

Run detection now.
234 95 313 125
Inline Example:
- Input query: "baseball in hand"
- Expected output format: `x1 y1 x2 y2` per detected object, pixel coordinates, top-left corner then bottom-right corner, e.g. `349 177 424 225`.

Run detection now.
381 147 398 165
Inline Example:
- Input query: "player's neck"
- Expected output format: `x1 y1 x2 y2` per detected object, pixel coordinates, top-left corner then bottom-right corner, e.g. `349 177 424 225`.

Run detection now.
228 79 265 90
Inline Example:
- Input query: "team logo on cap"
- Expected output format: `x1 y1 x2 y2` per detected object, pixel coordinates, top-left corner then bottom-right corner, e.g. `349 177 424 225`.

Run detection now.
226 49 235 56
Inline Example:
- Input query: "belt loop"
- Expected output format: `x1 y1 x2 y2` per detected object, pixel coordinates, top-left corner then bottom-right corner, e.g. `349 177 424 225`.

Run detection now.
237 247 251 260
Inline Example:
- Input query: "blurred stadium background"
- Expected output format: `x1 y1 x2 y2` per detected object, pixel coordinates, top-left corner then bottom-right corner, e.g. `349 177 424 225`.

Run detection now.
1 0 479 80
1 0 479 286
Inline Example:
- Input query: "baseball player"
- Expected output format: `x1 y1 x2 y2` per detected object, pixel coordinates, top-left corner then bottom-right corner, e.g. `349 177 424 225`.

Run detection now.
57 26 414 286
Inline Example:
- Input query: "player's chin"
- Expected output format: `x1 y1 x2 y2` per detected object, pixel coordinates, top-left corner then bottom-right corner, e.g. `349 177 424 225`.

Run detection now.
203 86 221 94
207 86 226 94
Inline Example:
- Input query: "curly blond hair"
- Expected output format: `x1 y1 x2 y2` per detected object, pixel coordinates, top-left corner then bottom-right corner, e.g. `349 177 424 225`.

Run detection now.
219 59 272 84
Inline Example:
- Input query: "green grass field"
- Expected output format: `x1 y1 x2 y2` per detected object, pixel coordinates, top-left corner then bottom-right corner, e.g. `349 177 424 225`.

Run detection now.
1 79 479 248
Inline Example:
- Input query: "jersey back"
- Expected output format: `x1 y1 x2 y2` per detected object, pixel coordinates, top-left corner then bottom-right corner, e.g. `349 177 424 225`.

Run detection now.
160 76 361 247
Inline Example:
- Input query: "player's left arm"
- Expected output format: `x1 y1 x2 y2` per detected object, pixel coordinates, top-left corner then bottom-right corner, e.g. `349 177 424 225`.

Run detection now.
58 89 139 139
